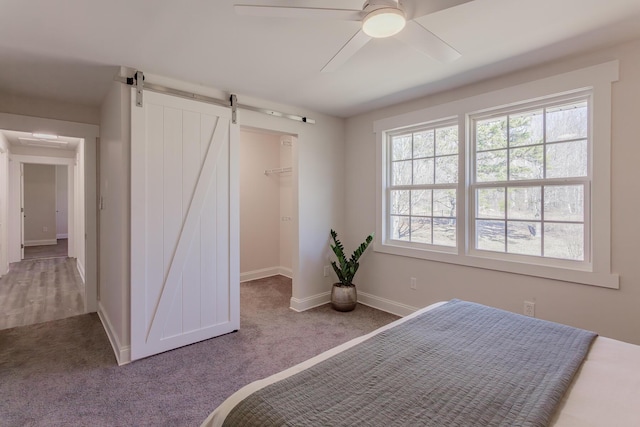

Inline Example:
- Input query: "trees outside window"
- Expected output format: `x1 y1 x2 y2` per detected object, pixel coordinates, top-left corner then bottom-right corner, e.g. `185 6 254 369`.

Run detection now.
388 123 458 248
471 99 589 262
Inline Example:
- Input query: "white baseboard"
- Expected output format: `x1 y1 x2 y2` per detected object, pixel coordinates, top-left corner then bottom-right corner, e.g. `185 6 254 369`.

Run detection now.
287 289 418 315
0 263 8 279
278 266 293 278
241 266 292 282
357 291 419 317
98 302 131 366
56 233 68 239
24 239 57 247
290 291 331 312
76 260 85 283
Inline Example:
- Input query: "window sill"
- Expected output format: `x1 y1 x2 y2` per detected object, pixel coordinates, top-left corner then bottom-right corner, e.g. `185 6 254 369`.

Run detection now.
374 242 619 289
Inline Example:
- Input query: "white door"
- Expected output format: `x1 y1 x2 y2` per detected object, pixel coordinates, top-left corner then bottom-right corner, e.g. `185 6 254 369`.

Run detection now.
0 150 5 275
20 163 24 260
130 90 239 361
55 165 68 239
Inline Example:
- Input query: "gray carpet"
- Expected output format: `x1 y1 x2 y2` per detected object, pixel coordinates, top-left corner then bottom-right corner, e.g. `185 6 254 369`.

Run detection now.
0 276 399 426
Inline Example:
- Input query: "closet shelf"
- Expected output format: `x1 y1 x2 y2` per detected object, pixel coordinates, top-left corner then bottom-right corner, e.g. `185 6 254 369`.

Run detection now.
264 167 292 175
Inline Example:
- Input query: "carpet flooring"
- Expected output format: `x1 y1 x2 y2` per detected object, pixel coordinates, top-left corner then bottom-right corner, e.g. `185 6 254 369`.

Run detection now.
0 275 399 426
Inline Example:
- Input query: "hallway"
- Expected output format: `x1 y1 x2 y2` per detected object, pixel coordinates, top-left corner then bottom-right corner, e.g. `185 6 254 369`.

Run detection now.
0 243 84 330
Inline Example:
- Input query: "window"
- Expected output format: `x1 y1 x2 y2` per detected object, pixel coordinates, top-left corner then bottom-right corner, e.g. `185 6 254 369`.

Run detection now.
374 61 619 288
471 97 589 264
388 123 458 248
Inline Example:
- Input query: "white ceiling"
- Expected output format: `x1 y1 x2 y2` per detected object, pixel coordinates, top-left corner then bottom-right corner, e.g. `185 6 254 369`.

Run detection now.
0 0 639 118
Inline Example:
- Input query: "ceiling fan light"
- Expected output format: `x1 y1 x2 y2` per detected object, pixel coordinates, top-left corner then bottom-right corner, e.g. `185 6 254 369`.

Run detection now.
362 8 406 38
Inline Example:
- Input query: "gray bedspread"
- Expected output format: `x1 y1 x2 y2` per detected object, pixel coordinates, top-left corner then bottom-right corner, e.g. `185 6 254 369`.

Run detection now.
223 299 596 426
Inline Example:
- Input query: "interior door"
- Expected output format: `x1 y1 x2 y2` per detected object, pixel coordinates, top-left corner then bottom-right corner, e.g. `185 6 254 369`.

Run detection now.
55 165 68 239
20 163 24 260
130 89 239 361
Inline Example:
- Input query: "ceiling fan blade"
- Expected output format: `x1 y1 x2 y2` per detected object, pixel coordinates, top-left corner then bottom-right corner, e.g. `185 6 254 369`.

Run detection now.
394 20 460 63
235 5 362 21
321 29 372 73
404 0 474 20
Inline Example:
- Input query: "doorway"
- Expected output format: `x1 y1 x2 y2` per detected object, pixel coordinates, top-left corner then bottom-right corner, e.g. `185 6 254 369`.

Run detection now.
239 128 295 283
22 163 70 260
0 122 94 329
9 150 79 266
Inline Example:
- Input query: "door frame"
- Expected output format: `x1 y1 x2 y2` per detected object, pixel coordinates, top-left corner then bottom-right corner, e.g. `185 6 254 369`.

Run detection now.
55 164 70 240
20 162 24 260
233 119 300 310
0 113 98 312
16 158 75 259
238 127 297 284
0 147 7 275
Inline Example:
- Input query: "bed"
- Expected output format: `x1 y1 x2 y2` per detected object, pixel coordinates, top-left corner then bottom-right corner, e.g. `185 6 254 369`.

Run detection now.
201 300 640 426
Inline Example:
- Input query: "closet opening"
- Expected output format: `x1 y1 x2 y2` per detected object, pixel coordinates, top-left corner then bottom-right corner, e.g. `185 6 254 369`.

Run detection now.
239 127 296 307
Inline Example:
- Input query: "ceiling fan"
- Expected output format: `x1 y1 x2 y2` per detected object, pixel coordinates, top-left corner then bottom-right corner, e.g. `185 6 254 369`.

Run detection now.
234 0 469 72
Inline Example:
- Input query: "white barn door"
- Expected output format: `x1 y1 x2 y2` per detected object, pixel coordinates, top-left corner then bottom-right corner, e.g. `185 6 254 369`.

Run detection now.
130 90 239 361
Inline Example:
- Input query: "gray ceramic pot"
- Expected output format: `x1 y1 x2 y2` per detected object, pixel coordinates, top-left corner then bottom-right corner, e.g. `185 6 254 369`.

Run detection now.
331 284 357 312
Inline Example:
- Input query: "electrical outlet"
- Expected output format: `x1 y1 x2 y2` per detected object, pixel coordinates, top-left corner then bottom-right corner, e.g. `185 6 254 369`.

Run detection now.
323 265 331 277
43 226 48 232
410 277 417 290
524 301 535 317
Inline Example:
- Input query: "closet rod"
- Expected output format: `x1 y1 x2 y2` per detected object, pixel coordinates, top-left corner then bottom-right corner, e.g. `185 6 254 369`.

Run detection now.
114 72 315 125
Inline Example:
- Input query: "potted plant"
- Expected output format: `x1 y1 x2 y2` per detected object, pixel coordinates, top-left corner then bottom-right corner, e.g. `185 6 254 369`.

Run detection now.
329 229 374 312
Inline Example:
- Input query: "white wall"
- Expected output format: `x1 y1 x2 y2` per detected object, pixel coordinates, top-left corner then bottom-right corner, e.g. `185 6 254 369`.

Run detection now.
345 38 640 345
0 132 9 275
23 164 56 245
98 78 131 364
239 129 282 277
280 136 293 272
55 165 68 238
0 91 100 125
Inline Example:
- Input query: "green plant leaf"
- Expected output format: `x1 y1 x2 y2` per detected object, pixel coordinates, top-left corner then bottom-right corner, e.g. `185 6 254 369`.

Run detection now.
330 261 347 286
328 230 374 287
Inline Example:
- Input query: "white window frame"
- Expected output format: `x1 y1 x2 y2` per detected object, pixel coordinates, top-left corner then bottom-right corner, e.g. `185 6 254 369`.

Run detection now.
374 61 619 289
468 93 591 268
386 119 459 252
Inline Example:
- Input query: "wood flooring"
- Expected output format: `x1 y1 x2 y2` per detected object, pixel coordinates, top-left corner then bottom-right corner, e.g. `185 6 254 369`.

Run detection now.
0 256 84 330
24 238 68 259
